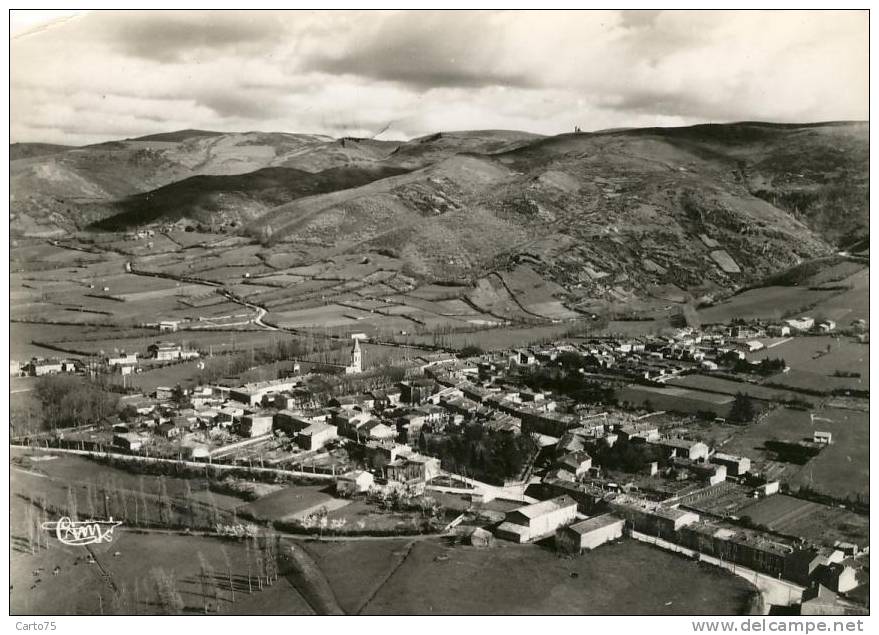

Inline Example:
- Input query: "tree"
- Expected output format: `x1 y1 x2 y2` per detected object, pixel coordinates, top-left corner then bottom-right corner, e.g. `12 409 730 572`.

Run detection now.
729 392 757 424
151 568 184 615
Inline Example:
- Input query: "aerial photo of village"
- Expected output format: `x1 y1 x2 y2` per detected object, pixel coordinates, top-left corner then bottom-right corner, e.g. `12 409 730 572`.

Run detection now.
7 9 871 619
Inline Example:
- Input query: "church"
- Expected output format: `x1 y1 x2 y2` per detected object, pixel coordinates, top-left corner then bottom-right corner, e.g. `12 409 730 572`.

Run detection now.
345 337 363 374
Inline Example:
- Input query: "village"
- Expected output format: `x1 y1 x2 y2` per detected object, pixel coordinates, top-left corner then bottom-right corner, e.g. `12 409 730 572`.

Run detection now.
10 309 870 616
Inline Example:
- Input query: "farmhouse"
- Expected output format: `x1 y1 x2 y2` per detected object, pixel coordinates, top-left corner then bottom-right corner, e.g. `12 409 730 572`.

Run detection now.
555 514 625 553
495 495 578 543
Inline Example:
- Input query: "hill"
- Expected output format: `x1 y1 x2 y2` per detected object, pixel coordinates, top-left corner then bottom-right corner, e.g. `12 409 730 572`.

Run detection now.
10 122 867 310
9 142 76 160
241 122 861 308
90 165 411 231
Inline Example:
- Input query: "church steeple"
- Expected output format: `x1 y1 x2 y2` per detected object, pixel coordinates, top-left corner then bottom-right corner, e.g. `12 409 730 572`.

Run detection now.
350 337 363 373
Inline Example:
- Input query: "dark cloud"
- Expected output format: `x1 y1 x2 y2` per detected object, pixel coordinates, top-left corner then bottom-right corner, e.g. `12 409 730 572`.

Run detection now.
96 10 285 62
303 11 538 90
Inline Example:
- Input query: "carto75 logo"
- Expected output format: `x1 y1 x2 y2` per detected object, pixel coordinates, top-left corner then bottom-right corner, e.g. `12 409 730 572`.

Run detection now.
41 517 123 546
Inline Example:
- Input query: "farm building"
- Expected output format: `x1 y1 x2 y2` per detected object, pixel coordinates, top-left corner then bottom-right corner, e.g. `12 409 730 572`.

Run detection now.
336 470 375 496
239 412 274 438
296 423 338 451
495 495 578 543
711 452 751 476
555 514 625 554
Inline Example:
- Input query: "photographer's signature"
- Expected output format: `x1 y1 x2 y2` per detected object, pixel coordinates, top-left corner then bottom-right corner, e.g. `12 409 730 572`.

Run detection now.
41 517 122 546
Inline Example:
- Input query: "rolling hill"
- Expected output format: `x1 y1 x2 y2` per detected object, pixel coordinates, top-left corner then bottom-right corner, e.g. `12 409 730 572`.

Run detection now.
10 122 867 309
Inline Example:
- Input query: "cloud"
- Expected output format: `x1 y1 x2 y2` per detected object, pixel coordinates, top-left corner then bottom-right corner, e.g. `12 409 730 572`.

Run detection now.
93 10 287 63
9 10 868 146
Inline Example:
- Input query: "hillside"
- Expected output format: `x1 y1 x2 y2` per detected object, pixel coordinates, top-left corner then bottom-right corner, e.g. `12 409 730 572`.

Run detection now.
242 122 862 308
10 122 867 309
90 165 411 231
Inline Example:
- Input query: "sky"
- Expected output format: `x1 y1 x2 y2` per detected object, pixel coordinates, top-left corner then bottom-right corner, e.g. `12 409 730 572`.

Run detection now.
10 9 869 145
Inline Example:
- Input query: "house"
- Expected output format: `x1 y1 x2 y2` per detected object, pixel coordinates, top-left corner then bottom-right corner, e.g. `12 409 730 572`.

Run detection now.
239 412 274 438
274 410 313 436
156 421 180 439
785 317 815 332
385 453 441 484
710 452 751 476
555 514 625 554
818 320 836 333
296 423 338 451
814 562 858 593
106 352 138 367
148 341 198 361
113 433 143 452
557 451 593 477
495 495 578 543
335 470 375 496
364 421 396 442
158 320 180 333
27 358 63 376
652 437 709 461
767 324 791 337
609 496 699 536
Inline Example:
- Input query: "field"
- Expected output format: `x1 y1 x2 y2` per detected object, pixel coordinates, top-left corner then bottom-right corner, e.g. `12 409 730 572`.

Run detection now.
737 494 869 548
357 539 757 615
698 286 842 324
749 336 869 394
237 485 338 522
667 374 805 403
618 384 734 416
721 407 869 501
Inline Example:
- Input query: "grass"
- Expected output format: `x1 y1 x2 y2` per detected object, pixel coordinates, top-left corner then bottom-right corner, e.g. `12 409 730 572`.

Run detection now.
236 485 337 522
721 407 869 501
358 539 757 615
737 494 868 547
698 286 841 323
299 538 413 614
